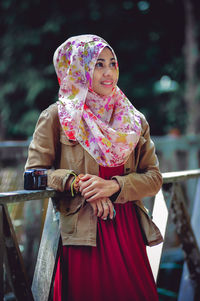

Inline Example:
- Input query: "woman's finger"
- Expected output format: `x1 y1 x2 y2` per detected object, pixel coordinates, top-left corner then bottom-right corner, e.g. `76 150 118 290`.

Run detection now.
78 174 94 192
88 198 114 219
78 179 92 193
90 202 97 216
82 189 102 202
96 201 103 217
80 174 92 181
107 199 114 219
101 200 110 220
80 183 95 197
102 199 114 220
79 175 102 194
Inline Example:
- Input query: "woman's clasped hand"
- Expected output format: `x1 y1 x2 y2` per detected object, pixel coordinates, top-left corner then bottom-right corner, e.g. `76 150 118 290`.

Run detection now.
75 174 120 220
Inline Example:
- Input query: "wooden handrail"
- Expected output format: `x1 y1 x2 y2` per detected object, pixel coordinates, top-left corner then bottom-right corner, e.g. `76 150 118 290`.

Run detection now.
0 188 57 204
1 169 200 204
162 169 200 183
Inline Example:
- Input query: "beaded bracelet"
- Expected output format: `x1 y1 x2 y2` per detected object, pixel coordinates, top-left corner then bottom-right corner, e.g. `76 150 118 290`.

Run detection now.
70 176 77 197
70 173 84 197
68 171 77 197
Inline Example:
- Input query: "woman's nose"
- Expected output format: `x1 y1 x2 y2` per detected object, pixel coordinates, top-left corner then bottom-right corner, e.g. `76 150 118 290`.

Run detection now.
103 67 112 76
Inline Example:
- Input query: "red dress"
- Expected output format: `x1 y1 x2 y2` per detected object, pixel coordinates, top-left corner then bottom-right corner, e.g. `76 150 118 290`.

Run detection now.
53 166 158 301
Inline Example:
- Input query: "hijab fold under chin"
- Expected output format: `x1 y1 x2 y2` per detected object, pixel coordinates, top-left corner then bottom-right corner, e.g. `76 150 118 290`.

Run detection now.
53 34 141 167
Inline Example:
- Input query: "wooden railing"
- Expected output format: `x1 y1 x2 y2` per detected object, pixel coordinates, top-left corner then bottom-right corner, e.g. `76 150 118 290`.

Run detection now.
0 169 200 301
147 169 200 301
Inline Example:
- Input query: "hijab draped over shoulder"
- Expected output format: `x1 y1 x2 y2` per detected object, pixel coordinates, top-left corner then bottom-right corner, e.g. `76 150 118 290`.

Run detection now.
53 34 141 167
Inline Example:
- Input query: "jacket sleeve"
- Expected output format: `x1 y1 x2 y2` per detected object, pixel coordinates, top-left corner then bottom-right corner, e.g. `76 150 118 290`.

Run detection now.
112 115 163 203
25 104 75 192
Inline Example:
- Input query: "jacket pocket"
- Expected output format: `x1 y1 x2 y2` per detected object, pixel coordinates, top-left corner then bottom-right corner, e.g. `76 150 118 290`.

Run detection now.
59 195 83 215
60 212 79 235
60 197 83 235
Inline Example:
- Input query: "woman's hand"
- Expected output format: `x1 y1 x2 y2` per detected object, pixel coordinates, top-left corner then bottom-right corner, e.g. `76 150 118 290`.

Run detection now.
89 197 114 220
78 174 120 202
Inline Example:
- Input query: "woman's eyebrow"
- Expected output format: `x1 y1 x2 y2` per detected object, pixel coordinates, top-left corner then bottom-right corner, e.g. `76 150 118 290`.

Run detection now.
97 57 116 61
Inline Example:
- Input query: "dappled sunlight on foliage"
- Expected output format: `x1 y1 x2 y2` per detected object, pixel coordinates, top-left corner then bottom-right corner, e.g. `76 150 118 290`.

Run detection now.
0 0 200 138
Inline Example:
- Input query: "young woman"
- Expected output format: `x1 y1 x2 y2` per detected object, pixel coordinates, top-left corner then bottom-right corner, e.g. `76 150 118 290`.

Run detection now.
25 34 163 301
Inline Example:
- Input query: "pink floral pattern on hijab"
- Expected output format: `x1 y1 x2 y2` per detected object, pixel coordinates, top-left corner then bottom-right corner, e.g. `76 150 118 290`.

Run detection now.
53 34 141 167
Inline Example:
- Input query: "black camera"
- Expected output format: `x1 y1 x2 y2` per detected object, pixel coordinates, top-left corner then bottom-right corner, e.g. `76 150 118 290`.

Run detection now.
24 169 47 190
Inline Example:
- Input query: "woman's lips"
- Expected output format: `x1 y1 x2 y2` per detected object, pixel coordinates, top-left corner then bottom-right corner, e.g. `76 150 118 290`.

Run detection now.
101 80 113 87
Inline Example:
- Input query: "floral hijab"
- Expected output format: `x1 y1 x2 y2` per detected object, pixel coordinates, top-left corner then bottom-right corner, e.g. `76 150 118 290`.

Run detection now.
53 34 141 167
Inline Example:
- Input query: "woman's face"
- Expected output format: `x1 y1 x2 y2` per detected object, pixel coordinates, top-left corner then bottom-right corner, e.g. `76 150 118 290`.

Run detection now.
91 47 118 96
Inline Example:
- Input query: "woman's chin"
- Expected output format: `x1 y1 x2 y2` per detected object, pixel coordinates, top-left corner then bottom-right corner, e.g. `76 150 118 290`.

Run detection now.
94 87 116 97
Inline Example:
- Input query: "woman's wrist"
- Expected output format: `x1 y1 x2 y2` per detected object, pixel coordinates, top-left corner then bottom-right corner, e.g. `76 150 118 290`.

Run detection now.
109 179 120 202
109 179 120 195
65 174 75 192
65 173 85 196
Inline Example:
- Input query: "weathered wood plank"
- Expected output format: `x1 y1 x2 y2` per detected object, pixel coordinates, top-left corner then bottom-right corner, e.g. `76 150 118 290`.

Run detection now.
3 205 34 301
162 169 200 184
32 200 60 301
171 183 200 284
0 188 57 204
0 169 199 204
0 206 4 301
178 178 200 301
152 134 200 150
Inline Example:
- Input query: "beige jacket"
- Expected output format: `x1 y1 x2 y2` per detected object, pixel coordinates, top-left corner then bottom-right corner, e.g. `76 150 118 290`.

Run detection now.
25 103 163 247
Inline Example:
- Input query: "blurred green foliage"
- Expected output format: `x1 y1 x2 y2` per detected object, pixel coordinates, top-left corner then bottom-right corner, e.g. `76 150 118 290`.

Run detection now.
0 0 200 138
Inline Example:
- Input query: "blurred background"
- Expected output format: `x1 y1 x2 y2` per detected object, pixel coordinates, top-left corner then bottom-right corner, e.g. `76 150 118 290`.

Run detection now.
0 0 200 300
0 0 199 140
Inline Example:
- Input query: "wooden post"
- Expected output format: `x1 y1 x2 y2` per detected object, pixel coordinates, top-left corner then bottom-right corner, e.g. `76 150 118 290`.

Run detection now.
2 204 34 301
170 183 200 294
187 136 199 212
32 199 60 301
178 178 200 300
182 0 199 135
0 206 4 301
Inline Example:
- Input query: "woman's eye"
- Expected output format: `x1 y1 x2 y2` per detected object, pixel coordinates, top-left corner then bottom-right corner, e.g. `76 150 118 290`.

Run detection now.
95 62 103 68
110 62 117 68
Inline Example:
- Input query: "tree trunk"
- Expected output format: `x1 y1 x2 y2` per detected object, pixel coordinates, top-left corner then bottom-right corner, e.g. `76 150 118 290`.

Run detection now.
183 0 199 134
0 114 5 141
